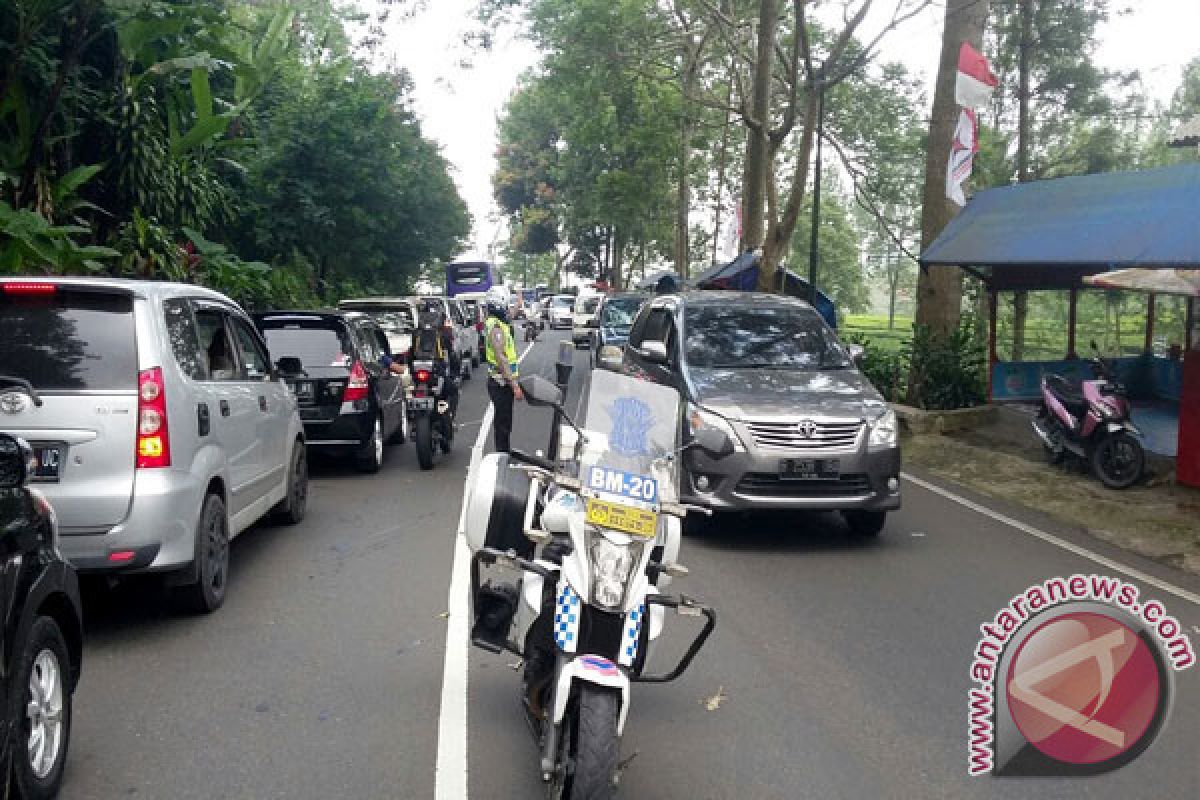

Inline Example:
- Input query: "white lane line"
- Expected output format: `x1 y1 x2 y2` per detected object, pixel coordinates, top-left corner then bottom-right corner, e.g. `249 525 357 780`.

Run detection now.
435 342 534 800
901 471 1200 608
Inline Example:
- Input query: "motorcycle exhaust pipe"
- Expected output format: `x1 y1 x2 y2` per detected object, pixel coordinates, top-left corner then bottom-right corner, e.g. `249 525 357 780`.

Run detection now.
1030 418 1056 449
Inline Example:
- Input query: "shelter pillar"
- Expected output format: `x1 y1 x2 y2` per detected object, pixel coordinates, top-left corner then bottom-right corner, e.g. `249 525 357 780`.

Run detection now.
987 289 998 402
1066 288 1078 359
1186 297 1195 352
1144 293 1156 354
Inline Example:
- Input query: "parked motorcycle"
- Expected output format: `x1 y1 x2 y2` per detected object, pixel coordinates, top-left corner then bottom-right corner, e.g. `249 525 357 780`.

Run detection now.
465 370 733 799
409 359 454 470
1031 343 1145 489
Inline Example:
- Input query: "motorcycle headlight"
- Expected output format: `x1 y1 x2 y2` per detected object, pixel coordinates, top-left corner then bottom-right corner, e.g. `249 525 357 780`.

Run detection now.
687 404 746 452
588 530 644 612
868 408 897 449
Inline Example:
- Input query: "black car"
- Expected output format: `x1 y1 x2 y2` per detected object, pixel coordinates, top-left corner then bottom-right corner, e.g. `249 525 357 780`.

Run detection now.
0 434 84 798
590 292 646 369
254 312 407 473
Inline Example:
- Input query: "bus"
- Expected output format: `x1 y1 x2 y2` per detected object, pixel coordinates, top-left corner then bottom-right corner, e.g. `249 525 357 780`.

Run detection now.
446 259 502 297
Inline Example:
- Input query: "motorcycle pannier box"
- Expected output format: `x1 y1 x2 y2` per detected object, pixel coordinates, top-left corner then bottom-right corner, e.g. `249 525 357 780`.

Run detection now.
481 454 534 558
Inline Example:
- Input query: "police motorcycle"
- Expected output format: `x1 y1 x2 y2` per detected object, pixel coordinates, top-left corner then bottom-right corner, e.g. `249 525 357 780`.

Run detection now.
409 313 456 470
465 368 734 799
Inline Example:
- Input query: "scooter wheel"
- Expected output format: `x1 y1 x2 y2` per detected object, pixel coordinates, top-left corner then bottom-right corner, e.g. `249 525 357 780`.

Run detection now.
1091 432 1144 489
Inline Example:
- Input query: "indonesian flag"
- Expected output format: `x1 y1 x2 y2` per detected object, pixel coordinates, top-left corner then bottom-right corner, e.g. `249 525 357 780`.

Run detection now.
946 107 978 206
955 42 998 108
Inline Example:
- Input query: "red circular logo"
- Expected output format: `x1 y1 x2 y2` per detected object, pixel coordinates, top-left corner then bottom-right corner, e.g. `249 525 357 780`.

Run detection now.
1006 611 1161 765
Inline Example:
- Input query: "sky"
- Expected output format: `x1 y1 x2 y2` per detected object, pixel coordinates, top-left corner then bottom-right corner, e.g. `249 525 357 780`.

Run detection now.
377 1 1200 259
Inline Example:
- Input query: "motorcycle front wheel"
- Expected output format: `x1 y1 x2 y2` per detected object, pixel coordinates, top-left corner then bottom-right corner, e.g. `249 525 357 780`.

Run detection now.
1091 431 1144 489
547 686 619 800
415 414 434 470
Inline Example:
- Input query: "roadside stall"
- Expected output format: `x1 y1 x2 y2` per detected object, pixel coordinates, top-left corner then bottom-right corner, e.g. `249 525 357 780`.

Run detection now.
919 162 1200 486
692 251 839 329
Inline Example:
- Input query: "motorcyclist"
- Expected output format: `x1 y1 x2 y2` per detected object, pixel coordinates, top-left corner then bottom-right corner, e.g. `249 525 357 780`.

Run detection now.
483 285 523 453
409 299 460 425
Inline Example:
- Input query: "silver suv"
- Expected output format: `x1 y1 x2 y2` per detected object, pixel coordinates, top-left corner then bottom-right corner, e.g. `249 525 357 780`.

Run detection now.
620 291 900 536
0 278 307 611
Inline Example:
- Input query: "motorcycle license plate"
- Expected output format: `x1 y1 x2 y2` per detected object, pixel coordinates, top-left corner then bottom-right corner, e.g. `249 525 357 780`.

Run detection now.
583 466 658 508
585 498 658 539
410 396 435 411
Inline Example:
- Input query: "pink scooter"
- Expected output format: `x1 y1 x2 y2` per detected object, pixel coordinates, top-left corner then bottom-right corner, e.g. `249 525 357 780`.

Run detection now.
1031 343 1145 489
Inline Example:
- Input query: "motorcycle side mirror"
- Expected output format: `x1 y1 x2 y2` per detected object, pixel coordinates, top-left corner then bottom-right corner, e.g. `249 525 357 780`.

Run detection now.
0 434 33 489
519 374 564 409
693 427 735 460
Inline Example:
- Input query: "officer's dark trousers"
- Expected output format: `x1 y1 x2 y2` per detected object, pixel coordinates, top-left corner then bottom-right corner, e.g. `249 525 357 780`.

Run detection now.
487 378 515 453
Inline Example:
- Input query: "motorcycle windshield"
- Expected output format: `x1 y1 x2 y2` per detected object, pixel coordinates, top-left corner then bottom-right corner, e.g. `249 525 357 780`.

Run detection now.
582 369 681 502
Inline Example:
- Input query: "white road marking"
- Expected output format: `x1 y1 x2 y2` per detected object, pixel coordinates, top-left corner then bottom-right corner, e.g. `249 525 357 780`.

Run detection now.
435 342 534 800
901 471 1200 608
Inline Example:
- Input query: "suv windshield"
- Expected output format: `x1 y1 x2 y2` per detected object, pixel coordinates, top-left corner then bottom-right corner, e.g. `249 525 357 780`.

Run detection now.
259 321 355 368
684 305 850 370
601 297 642 331
0 288 137 390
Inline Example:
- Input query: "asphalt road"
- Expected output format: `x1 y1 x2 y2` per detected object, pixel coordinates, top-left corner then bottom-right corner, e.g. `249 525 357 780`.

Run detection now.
63 328 1200 799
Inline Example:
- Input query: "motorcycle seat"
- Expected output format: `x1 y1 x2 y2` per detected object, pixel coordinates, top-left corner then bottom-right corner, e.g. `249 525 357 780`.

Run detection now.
1045 374 1087 414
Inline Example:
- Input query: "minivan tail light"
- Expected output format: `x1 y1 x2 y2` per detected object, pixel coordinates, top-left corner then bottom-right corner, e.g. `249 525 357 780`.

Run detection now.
343 361 369 402
136 367 171 468
2 282 57 295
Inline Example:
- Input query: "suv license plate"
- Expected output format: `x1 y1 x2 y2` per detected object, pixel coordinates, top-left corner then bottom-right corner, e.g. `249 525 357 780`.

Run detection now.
31 444 63 482
585 498 658 538
779 458 839 480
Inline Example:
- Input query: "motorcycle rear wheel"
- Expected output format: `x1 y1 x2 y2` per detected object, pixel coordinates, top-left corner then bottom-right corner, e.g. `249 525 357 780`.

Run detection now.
547 686 619 800
1091 431 1144 490
415 414 434 470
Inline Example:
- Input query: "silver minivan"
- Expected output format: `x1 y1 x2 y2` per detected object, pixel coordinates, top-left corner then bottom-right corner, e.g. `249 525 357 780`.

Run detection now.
0 278 307 612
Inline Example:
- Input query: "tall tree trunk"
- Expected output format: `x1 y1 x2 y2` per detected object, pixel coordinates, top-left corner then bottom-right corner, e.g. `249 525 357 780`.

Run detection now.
711 73 735 267
912 0 991 338
741 0 778 255
611 228 626 290
1011 0 1034 361
759 87 818 291
675 35 701 278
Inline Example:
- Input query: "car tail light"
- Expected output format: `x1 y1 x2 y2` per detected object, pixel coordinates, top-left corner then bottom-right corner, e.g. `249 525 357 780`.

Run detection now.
108 550 136 563
343 361 369 402
2 281 57 295
136 367 171 468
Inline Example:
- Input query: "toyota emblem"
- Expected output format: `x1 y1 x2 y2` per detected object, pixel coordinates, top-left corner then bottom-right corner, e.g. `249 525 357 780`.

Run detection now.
0 392 28 415
797 419 818 438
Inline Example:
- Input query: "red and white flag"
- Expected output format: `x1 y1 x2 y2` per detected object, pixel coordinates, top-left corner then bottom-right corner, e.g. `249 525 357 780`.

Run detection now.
946 107 978 206
955 42 998 108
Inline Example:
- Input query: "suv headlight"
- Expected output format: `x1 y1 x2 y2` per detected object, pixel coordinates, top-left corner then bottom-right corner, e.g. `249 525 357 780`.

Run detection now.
687 403 746 452
868 408 897 449
588 530 644 611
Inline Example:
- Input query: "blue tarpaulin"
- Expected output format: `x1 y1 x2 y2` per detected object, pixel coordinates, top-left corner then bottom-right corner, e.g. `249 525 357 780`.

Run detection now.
920 163 1200 290
692 252 838 329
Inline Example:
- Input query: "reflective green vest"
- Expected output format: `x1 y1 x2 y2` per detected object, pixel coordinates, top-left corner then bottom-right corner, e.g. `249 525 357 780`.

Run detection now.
484 316 518 381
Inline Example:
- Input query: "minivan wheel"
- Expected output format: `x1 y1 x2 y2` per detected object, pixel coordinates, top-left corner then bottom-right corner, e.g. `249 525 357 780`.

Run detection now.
179 493 229 613
843 510 886 537
272 444 308 524
10 616 72 800
355 415 384 473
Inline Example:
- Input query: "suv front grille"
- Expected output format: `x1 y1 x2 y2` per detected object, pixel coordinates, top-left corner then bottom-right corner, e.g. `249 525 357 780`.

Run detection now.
734 473 872 498
743 420 862 451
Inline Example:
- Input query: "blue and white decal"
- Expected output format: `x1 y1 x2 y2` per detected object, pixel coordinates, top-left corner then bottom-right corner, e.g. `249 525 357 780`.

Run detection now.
554 583 581 653
584 465 658 509
618 603 645 668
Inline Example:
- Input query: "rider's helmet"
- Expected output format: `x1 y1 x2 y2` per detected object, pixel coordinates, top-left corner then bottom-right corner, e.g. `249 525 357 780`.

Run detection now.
485 285 511 319
654 274 680 295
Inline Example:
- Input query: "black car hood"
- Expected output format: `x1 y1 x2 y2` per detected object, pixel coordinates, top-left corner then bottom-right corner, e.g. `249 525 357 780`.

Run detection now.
688 366 885 420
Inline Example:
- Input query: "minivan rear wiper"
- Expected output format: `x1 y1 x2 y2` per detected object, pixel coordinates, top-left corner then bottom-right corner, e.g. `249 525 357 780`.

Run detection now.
0 376 43 407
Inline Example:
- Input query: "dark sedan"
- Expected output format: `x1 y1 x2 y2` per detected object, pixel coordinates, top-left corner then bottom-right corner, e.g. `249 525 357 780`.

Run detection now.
0 434 84 798
254 312 407 473
589 292 645 369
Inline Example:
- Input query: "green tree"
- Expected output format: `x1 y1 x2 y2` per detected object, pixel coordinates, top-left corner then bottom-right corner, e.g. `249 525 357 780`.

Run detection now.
788 174 867 313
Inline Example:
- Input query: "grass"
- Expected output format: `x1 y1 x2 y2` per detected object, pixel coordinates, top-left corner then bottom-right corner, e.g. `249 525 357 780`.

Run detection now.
842 314 912 353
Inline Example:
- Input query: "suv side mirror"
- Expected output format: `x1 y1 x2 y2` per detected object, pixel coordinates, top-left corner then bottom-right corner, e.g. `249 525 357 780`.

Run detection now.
847 344 865 365
693 427 735 460
276 357 306 377
519 374 564 409
0 434 33 489
638 340 669 365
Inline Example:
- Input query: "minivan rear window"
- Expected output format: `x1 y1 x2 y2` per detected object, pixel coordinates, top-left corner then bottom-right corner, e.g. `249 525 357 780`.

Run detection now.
0 289 137 390
259 321 355 368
